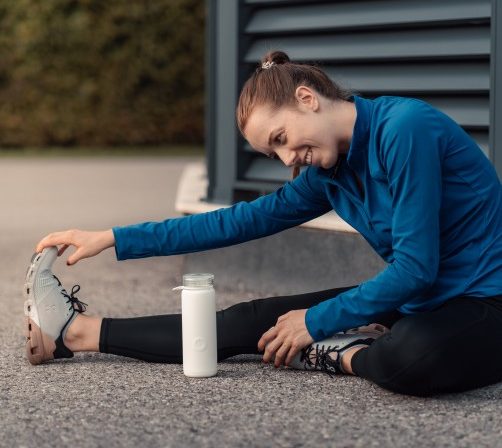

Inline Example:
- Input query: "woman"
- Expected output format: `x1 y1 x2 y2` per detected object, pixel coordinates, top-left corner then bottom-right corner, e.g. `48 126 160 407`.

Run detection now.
27 51 502 396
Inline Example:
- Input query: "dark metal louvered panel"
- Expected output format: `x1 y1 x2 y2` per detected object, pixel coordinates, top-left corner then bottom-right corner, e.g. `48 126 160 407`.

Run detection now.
235 0 493 192
420 96 489 129
325 62 490 95
245 0 491 35
206 0 499 203
244 27 490 62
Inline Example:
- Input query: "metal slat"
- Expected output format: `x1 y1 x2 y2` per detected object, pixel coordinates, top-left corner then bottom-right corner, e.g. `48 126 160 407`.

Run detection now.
324 61 490 94
467 131 489 156
245 0 307 4
245 26 490 62
418 96 489 128
244 158 292 182
243 143 258 153
246 0 491 35
234 179 283 193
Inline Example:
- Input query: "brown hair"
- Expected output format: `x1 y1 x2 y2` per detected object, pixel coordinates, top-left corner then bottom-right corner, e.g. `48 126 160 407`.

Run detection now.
236 50 352 136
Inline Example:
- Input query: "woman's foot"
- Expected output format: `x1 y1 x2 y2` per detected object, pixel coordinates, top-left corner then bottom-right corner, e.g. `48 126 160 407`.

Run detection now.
23 247 88 365
287 323 390 375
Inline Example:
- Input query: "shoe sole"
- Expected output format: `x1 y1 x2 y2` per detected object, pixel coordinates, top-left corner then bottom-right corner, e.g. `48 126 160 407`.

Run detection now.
23 251 55 365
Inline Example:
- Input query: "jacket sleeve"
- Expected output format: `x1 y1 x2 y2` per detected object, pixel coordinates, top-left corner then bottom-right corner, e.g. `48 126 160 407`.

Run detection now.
112 167 332 260
306 101 443 341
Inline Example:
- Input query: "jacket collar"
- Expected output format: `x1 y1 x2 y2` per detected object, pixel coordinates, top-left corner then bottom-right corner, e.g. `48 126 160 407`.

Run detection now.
346 95 372 172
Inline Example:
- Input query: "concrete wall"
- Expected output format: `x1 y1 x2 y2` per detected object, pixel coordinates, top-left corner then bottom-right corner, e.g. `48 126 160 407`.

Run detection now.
183 226 387 297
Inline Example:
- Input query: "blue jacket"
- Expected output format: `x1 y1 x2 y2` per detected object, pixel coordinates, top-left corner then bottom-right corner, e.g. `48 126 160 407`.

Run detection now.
113 96 502 341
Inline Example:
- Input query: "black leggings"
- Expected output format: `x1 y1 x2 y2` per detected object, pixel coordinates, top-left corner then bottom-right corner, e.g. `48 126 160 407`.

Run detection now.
99 286 502 397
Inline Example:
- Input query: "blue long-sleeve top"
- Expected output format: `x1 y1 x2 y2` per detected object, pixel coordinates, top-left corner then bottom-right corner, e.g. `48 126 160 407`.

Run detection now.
113 95 502 341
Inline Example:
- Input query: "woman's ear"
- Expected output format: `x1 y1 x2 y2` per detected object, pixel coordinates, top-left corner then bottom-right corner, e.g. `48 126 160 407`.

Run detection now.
295 86 319 112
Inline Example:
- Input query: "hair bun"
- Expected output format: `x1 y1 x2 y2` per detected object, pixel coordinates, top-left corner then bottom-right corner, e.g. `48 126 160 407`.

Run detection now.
261 50 290 67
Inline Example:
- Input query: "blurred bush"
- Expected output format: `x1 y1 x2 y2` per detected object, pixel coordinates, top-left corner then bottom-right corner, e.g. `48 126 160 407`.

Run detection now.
0 0 204 147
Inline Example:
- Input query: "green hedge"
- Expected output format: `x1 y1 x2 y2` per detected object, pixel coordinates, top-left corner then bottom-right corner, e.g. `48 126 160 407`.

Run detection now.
0 0 205 147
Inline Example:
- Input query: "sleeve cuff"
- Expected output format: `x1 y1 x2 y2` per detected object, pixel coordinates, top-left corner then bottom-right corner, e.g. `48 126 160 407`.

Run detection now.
305 306 325 341
112 226 125 261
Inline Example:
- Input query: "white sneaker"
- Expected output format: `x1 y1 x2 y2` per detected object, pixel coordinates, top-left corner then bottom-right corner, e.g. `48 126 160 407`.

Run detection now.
23 246 87 365
288 324 389 375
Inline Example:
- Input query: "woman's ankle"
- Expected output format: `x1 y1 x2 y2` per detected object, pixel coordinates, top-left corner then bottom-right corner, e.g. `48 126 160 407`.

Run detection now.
64 314 102 352
340 345 367 375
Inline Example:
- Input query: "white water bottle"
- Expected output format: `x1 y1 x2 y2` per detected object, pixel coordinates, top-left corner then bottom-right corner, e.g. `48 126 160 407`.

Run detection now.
173 273 217 377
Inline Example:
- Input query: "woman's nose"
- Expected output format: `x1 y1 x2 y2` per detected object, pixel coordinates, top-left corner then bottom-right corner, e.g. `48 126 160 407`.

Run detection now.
278 149 297 167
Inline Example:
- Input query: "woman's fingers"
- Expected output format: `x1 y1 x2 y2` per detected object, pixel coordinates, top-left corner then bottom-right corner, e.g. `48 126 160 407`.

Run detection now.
36 230 73 253
262 337 281 363
66 247 87 266
258 310 312 367
258 316 294 364
34 229 113 266
284 344 301 366
273 340 292 368
257 325 277 352
57 244 69 257
34 230 81 265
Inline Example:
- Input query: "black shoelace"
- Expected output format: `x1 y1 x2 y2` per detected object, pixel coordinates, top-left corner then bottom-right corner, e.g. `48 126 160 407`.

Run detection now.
300 344 342 377
53 275 88 313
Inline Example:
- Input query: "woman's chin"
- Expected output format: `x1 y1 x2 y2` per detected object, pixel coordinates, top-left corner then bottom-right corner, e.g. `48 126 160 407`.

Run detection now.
322 156 340 170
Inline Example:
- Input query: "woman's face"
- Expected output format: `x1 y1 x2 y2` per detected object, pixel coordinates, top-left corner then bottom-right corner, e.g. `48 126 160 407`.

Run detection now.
243 87 352 170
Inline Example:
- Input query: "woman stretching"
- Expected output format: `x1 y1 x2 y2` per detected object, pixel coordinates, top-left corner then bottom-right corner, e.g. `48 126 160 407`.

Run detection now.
26 51 502 397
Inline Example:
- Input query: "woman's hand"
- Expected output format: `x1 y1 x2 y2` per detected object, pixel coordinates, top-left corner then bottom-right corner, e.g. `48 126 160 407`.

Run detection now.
35 229 115 265
257 309 314 368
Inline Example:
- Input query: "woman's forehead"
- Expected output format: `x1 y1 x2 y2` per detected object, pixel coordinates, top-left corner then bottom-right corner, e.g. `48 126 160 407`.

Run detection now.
248 104 276 126
245 106 278 147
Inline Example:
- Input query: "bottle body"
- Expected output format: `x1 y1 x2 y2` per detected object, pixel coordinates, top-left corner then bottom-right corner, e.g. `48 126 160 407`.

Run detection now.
181 286 217 377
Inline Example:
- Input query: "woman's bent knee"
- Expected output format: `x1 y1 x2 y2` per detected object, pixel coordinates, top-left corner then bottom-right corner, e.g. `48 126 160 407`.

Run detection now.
353 303 502 396
354 338 457 396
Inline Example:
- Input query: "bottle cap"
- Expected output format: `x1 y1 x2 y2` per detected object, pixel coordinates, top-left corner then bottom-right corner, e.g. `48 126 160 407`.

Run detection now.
182 273 214 288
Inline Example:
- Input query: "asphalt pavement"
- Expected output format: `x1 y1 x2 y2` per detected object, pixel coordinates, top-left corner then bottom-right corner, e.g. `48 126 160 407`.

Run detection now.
0 156 501 448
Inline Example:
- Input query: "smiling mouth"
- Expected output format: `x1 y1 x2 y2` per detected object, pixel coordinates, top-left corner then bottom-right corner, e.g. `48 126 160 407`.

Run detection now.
304 148 313 166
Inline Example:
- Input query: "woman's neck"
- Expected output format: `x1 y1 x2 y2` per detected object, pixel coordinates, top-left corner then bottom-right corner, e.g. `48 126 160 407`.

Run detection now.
331 100 357 155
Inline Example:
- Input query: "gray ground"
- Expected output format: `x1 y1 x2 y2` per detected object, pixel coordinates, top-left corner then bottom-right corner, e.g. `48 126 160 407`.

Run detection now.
1 156 501 448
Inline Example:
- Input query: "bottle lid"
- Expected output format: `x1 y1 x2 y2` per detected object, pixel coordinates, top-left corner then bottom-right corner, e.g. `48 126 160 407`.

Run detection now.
182 273 214 288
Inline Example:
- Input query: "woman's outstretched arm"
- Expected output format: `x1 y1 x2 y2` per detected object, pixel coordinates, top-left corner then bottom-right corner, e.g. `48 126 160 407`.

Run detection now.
112 167 331 260
35 167 331 264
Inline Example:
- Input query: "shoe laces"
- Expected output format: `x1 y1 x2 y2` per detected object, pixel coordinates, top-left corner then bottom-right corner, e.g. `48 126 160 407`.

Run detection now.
300 344 343 377
52 275 88 313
